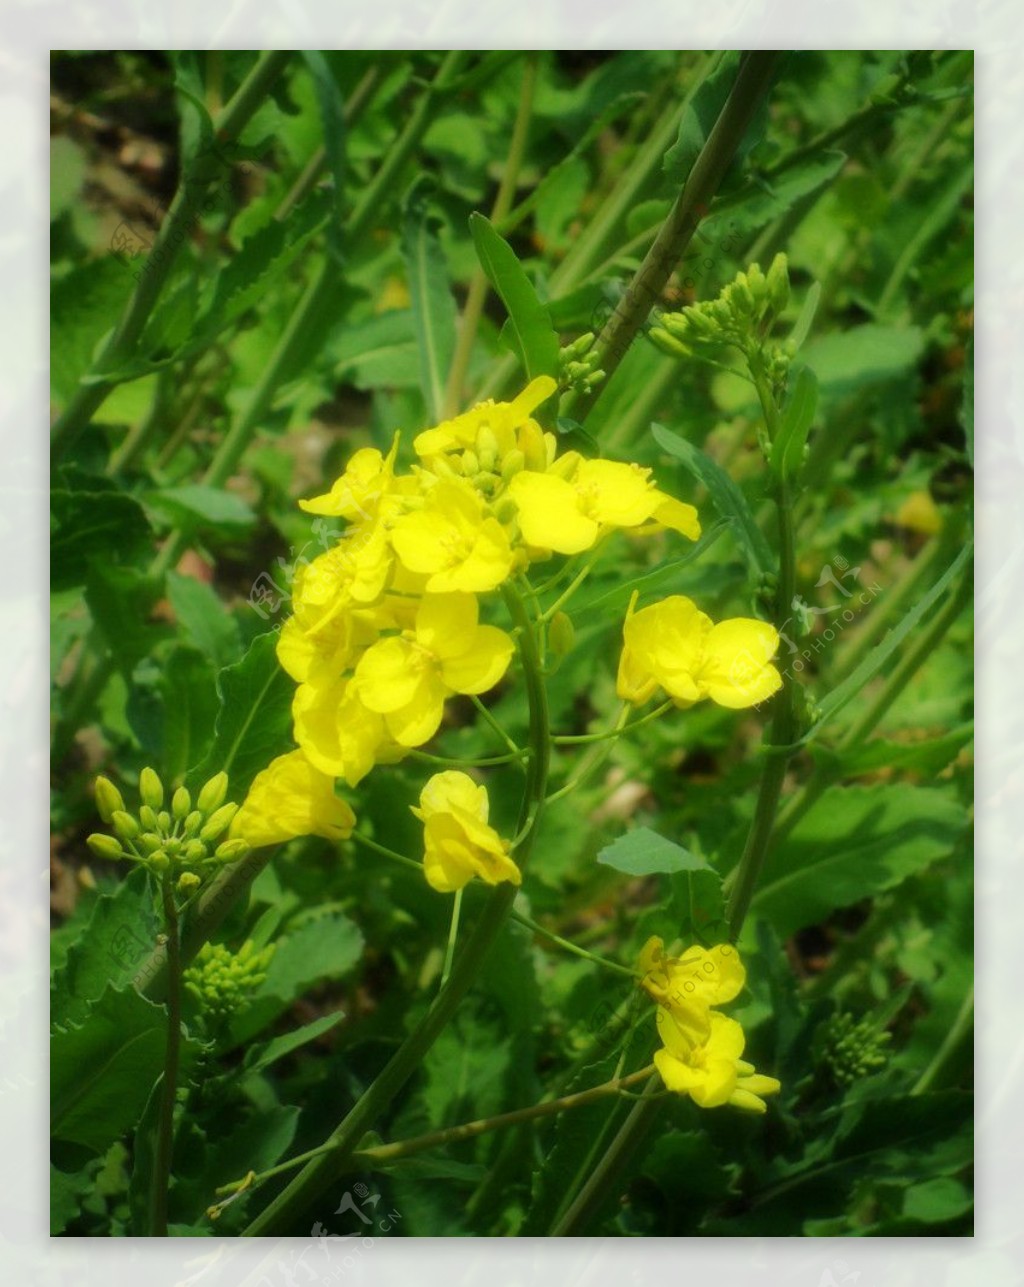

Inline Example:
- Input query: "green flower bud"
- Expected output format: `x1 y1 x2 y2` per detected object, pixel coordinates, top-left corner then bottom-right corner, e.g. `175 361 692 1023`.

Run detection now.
157 811 171 833
149 850 171 873
548 611 575 658
111 810 140 841
460 449 480 477
139 767 164 811
172 787 191 820
139 832 163 855
86 833 124 862
183 810 204 837
164 836 182 858
177 872 201 896
184 840 208 865
196 772 228 816
200 803 239 843
215 838 250 863
94 776 125 824
766 252 790 315
648 327 690 359
139 804 159 832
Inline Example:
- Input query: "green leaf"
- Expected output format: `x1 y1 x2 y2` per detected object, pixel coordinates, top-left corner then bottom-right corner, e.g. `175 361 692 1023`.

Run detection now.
597 826 712 878
772 364 818 484
51 468 154 592
50 258 134 407
402 176 458 420
329 310 421 390
750 784 969 938
703 150 847 242
469 212 560 380
243 1011 344 1076
300 51 346 239
51 136 87 222
815 722 973 779
228 909 364 1043
662 55 740 186
51 983 202 1156
166 571 242 670
51 1162 93 1235
807 541 972 742
193 197 329 344
146 484 257 534
187 630 295 798
158 647 220 783
51 867 159 1027
788 280 821 352
801 322 925 394
84 562 167 676
652 422 774 579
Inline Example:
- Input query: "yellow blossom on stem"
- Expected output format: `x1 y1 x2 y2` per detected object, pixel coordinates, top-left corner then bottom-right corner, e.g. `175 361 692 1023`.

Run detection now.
352 592 514 747
390 478 514 592
654 1006 781 1113
299 435 401 521
413 375 557 467
292 673 404 788
617 592 781 710
638 936 746 1019
411 770 521 893
509 457 700 555
230 750 355 848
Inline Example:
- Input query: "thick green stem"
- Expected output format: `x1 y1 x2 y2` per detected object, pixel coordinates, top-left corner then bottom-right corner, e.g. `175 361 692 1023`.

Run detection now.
149 877 183 1236
241 581 550 1235
51 51 291 457
912 984 973 1095
560 52 781 428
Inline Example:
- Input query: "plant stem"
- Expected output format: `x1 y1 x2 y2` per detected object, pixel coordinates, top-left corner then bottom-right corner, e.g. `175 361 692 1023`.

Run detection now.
553 699 673 746
443 53 538 416
214 1065 654 1212
724 349 799 940
912 984 973 1095
241 580 550 1235
560 52 782 428
51 51 291 458
550 1073 663 1235
512 906 637 979
441 889 463 987
150 877 183 1236
546 703 630 805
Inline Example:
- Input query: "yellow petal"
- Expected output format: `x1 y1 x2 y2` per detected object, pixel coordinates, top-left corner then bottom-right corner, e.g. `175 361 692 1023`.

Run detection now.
698 618 781 709
509 472 599 554
353 638 425 714
439 624 514 694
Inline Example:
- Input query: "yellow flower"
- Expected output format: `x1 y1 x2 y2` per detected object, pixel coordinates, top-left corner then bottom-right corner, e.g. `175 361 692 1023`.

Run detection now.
413 376 556 467
299 435 400 521
230 750 355 848
894 490 942 535
617 593 781 710
654 1006 781 1113
638 937 746 1020
352 592 514 747
390 478 513 592
292 674 404 788
411 770 521 892
509 457 700 555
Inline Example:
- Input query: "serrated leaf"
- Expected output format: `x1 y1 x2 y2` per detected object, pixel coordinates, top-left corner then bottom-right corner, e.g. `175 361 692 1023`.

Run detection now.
84 561 167 676
751 784 969 938
329 310 421 390
772 364 818 484
469 212 559 381
187 630 294 797
300 50 346 241
652 422 773 579
402 176 457 420
51 468 154 592
51 983 202 1155
50 258 134 407
597 826 711 878
51 1162 92 1235
703 150 847 242
51 867 159 1028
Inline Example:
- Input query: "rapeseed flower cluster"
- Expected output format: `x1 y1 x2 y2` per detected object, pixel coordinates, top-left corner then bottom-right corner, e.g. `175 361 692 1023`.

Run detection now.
639 936 781 1113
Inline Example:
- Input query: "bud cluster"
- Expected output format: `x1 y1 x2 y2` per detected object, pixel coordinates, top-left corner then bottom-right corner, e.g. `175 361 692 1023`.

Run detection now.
183 939 275 1020
558 331 606 395
815 1011 892 1089
649 253 792 371
86 768 249 892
